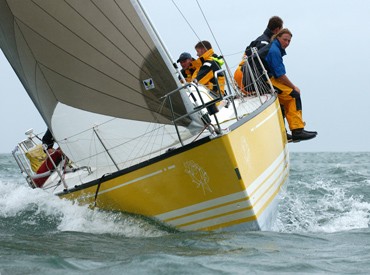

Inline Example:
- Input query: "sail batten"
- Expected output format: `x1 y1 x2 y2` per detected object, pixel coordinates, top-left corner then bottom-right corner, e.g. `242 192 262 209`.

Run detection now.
31 0 158 81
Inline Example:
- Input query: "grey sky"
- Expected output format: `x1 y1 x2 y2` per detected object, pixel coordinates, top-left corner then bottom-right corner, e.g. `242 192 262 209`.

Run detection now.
1 0 370 153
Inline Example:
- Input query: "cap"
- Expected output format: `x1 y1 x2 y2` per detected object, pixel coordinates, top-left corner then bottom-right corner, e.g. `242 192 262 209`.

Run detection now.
177 52 192 63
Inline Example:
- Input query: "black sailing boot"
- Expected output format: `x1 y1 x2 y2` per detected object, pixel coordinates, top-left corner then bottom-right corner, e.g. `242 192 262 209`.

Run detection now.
292 128 317 141
303 129 318 135
286 131 293 143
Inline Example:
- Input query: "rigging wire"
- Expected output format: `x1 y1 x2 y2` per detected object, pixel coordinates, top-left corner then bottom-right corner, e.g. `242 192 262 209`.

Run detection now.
194 1 223 55
194 0 235 83
172 0 238 90
224 50 245 57
171 0 202 42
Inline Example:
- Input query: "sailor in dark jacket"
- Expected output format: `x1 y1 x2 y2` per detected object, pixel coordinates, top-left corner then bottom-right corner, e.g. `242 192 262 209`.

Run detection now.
245 16 284 56
234 16 283 94
42 129 55 151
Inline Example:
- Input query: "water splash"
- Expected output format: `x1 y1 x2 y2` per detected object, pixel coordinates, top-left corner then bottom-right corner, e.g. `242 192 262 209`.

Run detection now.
275 153 370 233
0 180 168 238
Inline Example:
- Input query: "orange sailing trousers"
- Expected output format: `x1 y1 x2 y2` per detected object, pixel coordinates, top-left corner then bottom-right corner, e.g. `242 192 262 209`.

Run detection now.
270 77 305 130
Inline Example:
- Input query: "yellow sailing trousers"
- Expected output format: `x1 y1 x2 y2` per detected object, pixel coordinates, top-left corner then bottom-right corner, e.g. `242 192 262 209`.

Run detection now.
270 77 305 130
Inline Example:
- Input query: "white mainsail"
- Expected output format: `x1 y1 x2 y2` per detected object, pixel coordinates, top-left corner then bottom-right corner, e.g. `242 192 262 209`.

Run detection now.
0 0 201 170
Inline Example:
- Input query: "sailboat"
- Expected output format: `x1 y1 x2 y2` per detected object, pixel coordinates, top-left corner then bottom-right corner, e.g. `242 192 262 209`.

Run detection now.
1 0 289 231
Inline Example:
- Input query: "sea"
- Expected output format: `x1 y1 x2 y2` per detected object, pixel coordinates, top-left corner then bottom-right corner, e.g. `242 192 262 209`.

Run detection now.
0 152 369 275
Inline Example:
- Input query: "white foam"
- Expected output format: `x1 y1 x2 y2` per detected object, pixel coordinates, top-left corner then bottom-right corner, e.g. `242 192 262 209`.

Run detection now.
310 197 370 233
0 180 167 237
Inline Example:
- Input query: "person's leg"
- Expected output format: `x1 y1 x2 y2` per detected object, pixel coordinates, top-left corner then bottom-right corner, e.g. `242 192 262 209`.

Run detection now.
270 78 316 141
270 78 304 131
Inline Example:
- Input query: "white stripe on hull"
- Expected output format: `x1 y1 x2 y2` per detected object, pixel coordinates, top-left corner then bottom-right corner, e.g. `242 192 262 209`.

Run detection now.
155 146 289 230
176 159 289 230
251 107 279 132
155 190 251 220
86 165 175 198
180 208 257 231
165 200 254 226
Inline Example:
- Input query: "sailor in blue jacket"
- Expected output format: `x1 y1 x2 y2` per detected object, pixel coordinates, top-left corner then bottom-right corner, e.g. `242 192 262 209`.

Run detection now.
259 28 317 141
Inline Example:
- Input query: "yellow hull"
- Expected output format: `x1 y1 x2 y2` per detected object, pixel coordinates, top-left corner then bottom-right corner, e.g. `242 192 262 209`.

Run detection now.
59 96 289 231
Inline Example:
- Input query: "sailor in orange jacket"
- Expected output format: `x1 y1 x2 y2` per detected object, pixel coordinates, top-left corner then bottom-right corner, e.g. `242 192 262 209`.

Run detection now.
193 40 225 96
234 57 246 93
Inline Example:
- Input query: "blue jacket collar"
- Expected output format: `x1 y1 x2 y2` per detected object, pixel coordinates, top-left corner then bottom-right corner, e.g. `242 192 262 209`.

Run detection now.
272 39 286 56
